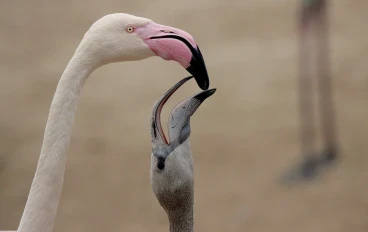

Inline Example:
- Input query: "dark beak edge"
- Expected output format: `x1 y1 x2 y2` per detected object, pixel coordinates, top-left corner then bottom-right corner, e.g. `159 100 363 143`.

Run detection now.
186 46 210 90
149 34 210 90
193 88 217 102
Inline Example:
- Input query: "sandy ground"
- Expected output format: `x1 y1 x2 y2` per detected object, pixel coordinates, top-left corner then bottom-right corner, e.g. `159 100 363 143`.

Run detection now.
1 0 368 231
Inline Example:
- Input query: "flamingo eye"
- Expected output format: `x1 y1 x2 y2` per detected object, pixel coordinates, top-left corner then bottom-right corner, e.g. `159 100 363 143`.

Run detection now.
125 25 134 33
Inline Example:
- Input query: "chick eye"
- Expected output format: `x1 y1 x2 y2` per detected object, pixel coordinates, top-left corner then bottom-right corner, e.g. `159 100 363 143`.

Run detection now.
125 25 134 33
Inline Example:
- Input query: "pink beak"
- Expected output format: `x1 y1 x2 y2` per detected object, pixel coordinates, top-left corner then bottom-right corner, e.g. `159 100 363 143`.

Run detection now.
136 21 209 90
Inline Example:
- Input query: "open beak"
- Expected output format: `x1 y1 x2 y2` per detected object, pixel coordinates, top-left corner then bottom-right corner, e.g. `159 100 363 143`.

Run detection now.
151 76 216 146
151 76 194 145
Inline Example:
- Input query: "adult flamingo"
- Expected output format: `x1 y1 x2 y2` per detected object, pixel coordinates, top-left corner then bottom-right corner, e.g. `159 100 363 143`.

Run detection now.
2 13 209 232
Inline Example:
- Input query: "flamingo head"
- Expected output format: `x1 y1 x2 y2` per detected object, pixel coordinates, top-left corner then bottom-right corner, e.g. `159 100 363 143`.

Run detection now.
149 76 215 212
80 13 209 90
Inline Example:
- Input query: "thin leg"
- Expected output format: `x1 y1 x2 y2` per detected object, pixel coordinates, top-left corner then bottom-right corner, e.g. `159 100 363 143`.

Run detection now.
315 0 338 163
298 5 319 177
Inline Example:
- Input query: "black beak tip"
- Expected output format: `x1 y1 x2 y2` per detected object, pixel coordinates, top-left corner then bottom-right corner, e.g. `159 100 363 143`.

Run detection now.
196 75 210 90
194 88 216 102
186 45 210 90
208 88 217 96
186 68 210 90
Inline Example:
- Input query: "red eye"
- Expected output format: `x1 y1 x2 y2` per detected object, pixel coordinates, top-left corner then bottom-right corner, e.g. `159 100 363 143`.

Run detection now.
125 25 134 33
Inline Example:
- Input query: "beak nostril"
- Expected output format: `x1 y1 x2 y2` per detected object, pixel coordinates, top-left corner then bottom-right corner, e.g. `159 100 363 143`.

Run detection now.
159 30 177 34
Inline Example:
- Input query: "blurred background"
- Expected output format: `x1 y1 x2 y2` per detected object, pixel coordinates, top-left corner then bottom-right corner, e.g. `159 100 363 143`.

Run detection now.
1 0 368 231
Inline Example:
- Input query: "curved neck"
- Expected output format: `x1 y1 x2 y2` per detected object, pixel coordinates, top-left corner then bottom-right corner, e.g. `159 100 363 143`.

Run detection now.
18 49 96 232
168 207 193 232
